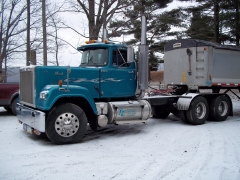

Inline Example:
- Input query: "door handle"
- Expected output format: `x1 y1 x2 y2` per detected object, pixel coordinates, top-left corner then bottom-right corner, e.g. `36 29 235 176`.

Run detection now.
128 71 134 73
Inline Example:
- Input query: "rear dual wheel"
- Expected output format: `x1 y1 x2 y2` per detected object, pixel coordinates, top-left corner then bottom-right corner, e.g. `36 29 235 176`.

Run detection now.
152 105 170 119
210 95 230 121
180 95 230 125
179 110 189 124
186 96 209 125
179 97 208 125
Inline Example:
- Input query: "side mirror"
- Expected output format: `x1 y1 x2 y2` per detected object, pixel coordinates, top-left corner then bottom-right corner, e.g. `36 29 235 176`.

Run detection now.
127 46 134 63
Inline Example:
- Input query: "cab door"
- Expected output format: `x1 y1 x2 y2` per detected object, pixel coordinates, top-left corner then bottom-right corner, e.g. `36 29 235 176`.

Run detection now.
100 47 136 98
110 48 136 97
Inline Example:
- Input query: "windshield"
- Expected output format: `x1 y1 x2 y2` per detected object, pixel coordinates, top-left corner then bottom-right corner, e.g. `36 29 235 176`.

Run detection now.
80 48 108 66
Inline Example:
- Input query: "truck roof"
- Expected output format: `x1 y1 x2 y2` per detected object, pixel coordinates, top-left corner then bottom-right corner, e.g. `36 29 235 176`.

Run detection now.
165 39 240 52
77 42 127 51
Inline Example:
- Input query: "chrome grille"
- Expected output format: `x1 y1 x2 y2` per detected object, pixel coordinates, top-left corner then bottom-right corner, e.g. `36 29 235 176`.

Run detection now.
20 67 35 107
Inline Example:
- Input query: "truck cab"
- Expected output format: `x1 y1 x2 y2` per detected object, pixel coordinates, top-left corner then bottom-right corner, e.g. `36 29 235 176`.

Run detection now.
16 40 151 144
77 42 137 98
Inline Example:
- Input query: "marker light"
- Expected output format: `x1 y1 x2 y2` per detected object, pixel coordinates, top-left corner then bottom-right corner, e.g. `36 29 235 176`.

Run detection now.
85 40 95 44
58 80 63 86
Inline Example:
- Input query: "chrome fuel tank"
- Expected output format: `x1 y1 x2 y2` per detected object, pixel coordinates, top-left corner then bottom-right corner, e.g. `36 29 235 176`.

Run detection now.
107 100 151 124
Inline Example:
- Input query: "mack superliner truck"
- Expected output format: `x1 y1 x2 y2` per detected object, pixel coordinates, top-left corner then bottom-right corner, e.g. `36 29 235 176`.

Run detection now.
16 16 240 144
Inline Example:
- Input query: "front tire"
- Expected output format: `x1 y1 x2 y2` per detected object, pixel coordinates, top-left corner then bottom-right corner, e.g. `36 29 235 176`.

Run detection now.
46 103 87 144
186 96 209 125
210 95 230 121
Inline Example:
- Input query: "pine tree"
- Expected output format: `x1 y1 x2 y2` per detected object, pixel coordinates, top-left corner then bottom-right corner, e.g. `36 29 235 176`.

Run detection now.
108 0 187 70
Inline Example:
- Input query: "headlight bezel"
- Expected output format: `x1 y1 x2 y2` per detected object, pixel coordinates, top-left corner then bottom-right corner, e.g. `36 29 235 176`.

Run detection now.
40 91 48 100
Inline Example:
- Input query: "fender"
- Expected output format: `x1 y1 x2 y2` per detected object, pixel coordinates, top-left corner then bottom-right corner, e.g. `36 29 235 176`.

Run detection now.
177 93 199 111
37 85 97 114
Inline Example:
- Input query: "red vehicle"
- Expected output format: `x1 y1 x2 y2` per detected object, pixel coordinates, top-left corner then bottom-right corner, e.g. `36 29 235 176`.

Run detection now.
0 83 19 115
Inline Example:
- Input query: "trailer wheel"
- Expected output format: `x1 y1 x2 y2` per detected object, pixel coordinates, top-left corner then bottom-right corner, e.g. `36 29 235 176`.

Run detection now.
210 95 230 121
46 103 87 144
152 106 170 119
179 110 189 124
186 96 209 125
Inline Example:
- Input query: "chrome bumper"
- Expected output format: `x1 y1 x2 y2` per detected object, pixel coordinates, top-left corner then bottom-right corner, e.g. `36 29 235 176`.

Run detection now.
16 103 46 132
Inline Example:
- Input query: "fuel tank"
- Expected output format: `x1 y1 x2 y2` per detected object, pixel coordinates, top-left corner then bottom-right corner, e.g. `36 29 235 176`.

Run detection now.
107 100 151 124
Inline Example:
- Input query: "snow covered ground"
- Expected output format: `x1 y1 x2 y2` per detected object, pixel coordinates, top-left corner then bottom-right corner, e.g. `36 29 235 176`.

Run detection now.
1 101 240 180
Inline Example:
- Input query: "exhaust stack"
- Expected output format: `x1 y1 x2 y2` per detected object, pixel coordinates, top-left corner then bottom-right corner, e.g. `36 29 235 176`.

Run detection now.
138 16 149 91
103 29 108 41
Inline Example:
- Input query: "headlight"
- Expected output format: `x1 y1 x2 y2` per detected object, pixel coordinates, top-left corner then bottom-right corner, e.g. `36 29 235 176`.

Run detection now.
40 91 48 100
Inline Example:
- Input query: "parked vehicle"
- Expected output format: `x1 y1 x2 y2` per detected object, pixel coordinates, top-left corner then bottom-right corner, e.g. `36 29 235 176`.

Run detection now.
16 16 240 144
0 83 19 115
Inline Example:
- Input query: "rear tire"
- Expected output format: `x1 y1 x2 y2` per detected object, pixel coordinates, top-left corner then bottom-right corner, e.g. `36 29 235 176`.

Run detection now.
186 96 209 125
152 105 170 119
46 103 87 144
210 95 230 121
179 110 189 124
171 109 179 116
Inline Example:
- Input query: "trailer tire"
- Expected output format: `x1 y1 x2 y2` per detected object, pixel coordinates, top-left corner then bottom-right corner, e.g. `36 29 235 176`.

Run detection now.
210 95 230 121
46 103 87 144
152 106 170 119
179 110 189 123
186 96 209 125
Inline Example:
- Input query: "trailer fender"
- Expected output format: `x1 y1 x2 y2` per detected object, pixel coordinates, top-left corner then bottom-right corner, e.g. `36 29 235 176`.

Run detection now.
177 93 200 111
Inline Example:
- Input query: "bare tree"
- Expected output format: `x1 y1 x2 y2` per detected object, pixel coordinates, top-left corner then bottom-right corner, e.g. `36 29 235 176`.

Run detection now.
47 3 67 66
0 0 28 82
65 0 130 40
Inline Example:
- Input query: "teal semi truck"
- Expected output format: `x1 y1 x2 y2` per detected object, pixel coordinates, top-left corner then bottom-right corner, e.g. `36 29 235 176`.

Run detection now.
16 16 240 144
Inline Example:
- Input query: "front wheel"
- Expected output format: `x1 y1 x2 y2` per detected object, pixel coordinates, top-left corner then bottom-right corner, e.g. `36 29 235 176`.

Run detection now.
186 96 209 125
46 103 87 144
210 95 230 121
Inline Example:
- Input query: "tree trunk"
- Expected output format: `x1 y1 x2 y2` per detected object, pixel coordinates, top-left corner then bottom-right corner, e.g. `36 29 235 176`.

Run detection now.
26 0 30 66
236 0 239 46
42 0 47 65
214 0 220 43
89 0 97 40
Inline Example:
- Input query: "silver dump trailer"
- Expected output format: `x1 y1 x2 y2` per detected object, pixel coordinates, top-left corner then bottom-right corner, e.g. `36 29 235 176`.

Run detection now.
163 39 240 92
147 39 240 125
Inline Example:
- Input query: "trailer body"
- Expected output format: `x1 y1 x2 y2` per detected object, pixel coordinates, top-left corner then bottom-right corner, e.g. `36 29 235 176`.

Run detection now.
164 39 240 91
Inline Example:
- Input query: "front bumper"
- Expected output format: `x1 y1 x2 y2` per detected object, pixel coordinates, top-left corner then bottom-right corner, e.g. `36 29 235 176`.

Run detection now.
16 103 46 132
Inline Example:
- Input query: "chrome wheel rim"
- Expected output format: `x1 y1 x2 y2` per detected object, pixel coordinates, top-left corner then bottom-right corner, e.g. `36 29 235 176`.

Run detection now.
195 102 206 119
55 113 79 137
218 101 228 116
